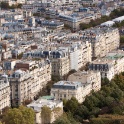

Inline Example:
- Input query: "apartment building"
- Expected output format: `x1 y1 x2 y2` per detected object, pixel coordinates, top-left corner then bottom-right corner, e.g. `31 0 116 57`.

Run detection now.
58 8 101 31
80 27 120 59
3 59 17 70
69 41 91 70
27 96 63 124
2 27 43 40
0 74 10 112
68 70 101 92
39 20 64 29
51 81 85 103
89 58 115 80
23 40 91 77
81 0 99 6
49 50 70 79
89 50 124 80
106 50 124 76
9 59 51 106
23 49 70 79
59 13 84 31
51 70 101 103
22 2 42 13
0 42 12 60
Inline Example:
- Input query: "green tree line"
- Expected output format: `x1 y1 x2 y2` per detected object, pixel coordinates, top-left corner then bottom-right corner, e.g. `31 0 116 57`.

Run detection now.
80 8 124 30
54 73 124 124
0 2 22 9
0 106 35 124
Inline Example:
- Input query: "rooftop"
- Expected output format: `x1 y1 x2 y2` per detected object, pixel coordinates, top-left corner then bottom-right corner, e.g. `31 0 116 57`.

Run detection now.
72 70 98 77
106 50 124 60
52 81 82 90
27 96 62 112
91 58 114 65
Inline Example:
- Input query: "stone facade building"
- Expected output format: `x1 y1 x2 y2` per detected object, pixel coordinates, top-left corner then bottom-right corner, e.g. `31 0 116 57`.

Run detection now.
80 27 120 59
9 60 51 106
0 74 10 112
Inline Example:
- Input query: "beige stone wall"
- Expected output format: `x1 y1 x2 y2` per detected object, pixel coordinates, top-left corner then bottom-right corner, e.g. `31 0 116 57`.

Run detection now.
0 83 10 111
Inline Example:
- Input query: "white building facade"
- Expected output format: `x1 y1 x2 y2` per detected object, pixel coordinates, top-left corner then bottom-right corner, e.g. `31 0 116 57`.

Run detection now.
0 75 10 111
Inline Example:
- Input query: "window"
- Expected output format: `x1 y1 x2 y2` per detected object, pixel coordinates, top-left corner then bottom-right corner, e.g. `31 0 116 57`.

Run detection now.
64 94 66 98
105 73 107 77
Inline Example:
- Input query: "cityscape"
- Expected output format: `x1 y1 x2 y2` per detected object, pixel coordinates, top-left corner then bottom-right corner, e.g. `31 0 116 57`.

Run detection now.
0 0 124 124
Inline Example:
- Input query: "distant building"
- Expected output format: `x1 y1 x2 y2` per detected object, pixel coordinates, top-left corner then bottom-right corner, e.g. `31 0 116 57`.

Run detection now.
40 20 64 29
81 0 100 6
80 27 120 59
3 60 17 70
59 13 84 31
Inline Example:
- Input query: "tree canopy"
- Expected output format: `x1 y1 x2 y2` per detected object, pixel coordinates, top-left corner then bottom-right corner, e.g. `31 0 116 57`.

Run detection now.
2 106 35 124
62 73 124 123
80 8 124 30
0 2 22 9
41 106 52 124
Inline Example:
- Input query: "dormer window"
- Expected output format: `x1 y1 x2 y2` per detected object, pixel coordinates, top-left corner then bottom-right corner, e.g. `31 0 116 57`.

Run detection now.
16 74 19 78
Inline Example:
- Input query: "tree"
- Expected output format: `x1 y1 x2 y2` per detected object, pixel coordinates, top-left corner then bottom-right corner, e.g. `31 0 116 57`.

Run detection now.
51 75 60 82
120 36 124 44
101 78 110 86
17 4 22 8
104 96 114 106
64 97 79 114
19 106 35 124
46 81 55 94
3 106 35 124
33 13 41 17
90 107 100 117
41 106 51 124
54 113 71 124
75 105 89 120
17 52 23 59
54 113 79 124
112 104 124 115
111 88 123 101
0 2 9 9
63 69 77 80
9 4 17 9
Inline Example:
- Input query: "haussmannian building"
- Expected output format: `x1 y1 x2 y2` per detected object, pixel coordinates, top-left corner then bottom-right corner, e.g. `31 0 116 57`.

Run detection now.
51 81 85 103
68 70 101 92
69 41 91 70
9 60 51 106
80 26 120 59
51 70 101 103
89 50 124 80
0 74 10 112
49 50 70 79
